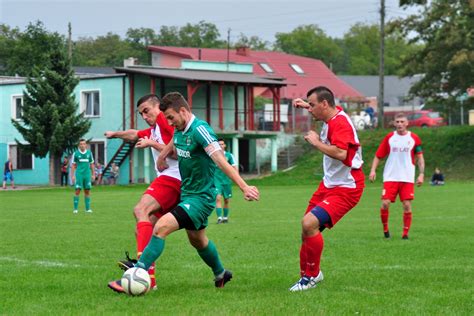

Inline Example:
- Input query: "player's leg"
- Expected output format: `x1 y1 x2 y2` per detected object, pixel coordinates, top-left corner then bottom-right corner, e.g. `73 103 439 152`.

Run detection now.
186 228 232 287
380 199 391 238
215 190 223 223
380 182 397 238
222 184 232 223
401 200 412 239
83 175 92 213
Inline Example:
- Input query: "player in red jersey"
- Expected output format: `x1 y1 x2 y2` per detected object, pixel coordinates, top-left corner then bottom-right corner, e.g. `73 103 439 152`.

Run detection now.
369 112 425 240
289 86 365 291
104 94 181 292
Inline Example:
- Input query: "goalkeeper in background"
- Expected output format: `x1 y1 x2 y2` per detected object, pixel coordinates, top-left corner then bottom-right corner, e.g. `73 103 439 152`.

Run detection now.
214 139 238 224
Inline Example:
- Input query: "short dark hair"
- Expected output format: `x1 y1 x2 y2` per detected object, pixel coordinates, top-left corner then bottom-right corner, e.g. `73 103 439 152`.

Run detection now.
160 92 190 112
218 138 225 142
79 138 87 143
306 86 335 107
136 94 160 108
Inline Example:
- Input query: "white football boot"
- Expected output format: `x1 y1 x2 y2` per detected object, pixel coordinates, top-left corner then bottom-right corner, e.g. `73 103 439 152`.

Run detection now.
289 271 324 292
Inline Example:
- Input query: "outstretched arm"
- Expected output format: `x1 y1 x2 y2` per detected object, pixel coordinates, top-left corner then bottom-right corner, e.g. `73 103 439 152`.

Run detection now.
210 148 259 201
369 156 381 182
104 130 139 142
416 153 425 186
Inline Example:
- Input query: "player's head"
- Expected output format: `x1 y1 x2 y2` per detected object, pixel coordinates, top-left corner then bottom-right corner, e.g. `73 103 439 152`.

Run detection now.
137 94 161 127
306 86 335 121
78 139 87 151
394 113 408 134
160 92 191 131
218 138 226 150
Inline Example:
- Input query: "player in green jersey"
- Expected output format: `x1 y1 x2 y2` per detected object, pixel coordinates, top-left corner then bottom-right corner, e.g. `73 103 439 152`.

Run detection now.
132 92 259 289
71 139 95 214
214 139 238 224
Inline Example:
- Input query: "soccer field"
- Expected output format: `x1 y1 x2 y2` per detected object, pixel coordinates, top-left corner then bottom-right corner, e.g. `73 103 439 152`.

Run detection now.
1 182 472 315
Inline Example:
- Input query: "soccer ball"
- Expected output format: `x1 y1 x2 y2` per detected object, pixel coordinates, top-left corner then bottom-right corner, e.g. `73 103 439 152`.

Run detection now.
121 267 151 296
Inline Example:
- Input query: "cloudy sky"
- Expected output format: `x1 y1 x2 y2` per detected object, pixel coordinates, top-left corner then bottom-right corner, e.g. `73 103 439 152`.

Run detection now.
1 0 420 42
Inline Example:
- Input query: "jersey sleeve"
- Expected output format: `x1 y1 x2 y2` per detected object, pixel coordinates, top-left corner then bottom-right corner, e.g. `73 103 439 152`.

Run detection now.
156 112 174 144
89 151 95 164
137 127 152 139
194 123 221 156
375 133 392 159
72 152 78 165
328 118 356 150
412 133 423 154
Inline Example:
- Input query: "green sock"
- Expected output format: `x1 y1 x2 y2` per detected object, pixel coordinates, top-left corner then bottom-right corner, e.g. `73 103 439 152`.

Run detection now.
223 208 229 218
85 196 91 210
216 208 223 218
197 240 224 276
136 236 165 270
73 196 79 210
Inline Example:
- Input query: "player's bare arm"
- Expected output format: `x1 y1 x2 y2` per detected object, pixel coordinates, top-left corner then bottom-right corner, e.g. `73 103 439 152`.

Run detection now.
416 153 425 186
135 136 166 151
71 164 76 182
369 156 381 182
304 130 347 161
209 147 259 201
157 141 176 171
90 163 95 181
292 98 310 109
104 130 139 142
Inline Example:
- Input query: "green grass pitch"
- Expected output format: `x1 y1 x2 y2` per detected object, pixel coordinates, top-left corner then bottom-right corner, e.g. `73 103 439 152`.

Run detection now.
0 182 472 315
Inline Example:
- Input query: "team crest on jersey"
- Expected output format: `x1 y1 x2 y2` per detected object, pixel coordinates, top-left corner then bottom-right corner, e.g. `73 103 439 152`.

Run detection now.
186 136 191 145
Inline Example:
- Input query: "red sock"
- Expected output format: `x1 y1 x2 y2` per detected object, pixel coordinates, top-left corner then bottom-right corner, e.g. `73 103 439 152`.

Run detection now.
299 238 307 277
136 221 156 288
403 212 412 237
303 233 324 277
380 208 389 232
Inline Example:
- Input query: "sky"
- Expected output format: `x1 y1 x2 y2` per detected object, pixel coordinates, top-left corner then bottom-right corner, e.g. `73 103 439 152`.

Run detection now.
0 0 421 43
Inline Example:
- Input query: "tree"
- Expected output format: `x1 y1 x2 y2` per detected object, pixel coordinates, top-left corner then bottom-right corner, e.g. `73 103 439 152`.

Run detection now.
392 0 474 120
2 21 64 77
234 33 270 50
12 46 91 185
274 25 343 72
178 21 225 48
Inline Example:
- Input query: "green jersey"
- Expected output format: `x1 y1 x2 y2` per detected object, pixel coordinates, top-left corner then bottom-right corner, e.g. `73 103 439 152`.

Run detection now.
73 149 94 176
174 116 220 199
214 151 236 186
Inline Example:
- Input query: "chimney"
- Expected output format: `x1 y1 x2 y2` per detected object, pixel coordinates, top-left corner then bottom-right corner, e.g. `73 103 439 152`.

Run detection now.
236 46 251 56
198 49 202 60
123 57 138 67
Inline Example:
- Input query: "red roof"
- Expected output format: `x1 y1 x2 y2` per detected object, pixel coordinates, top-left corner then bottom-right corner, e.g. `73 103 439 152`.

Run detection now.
148 46 364 100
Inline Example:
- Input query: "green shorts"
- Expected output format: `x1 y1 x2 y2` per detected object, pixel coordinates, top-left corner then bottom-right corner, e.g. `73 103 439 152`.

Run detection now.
75 173 92 190
178 194 216 230
215 183 232 199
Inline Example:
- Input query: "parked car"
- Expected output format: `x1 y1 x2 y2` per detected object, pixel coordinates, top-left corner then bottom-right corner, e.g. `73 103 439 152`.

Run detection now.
407 110 446 127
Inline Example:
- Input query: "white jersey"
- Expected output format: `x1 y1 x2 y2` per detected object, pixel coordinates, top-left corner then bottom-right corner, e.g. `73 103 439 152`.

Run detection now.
376 131 422 183
320 109 364 189
137 113 181 181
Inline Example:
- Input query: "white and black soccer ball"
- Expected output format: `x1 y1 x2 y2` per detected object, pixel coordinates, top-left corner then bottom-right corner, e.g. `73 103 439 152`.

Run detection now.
121 267 151 296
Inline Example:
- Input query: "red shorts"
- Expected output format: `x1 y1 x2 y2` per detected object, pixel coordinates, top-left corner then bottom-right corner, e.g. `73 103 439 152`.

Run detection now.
382 181 414 202
305 182 364 228
144 175 181 215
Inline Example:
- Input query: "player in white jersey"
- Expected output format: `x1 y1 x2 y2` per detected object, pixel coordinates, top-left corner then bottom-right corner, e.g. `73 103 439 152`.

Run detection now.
369 112 425 239
105 94 181 292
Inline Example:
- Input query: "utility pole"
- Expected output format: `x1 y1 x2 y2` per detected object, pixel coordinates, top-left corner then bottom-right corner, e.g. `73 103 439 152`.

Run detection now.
226 28 231 71
68 22 72 61
378 0 385 128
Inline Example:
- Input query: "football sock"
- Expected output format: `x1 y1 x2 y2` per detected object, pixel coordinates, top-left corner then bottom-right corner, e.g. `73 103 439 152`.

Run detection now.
380 208 389 232
216 208 223 218
73 196 79 210
303 233 324 277
223 208 229 218
299 238 307 277
85 196 91 210
403 212 412 237
136 221 153 252
136 235 165 270
197 240 224 277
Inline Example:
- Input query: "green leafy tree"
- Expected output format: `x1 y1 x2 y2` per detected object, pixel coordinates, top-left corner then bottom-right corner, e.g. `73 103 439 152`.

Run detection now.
12 46 91 184
393 0 474 119
234 33 269 50
274 25 343 72
156 25 181 46
2 21 64 77
178 21 225 48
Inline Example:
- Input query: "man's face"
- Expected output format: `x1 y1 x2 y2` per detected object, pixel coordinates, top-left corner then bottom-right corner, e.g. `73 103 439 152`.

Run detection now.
394 116 408 133
78 141 87 151
307 93 324 121
218 140 226 150
138 100 160 126
164 107 187 131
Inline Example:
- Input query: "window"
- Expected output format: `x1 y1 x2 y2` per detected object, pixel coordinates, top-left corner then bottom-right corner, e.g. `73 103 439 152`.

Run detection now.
82 90 100 117
259 63 274 73
290 63 305 74
12 95 23 120
9 144 33 170
89 141 105 165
